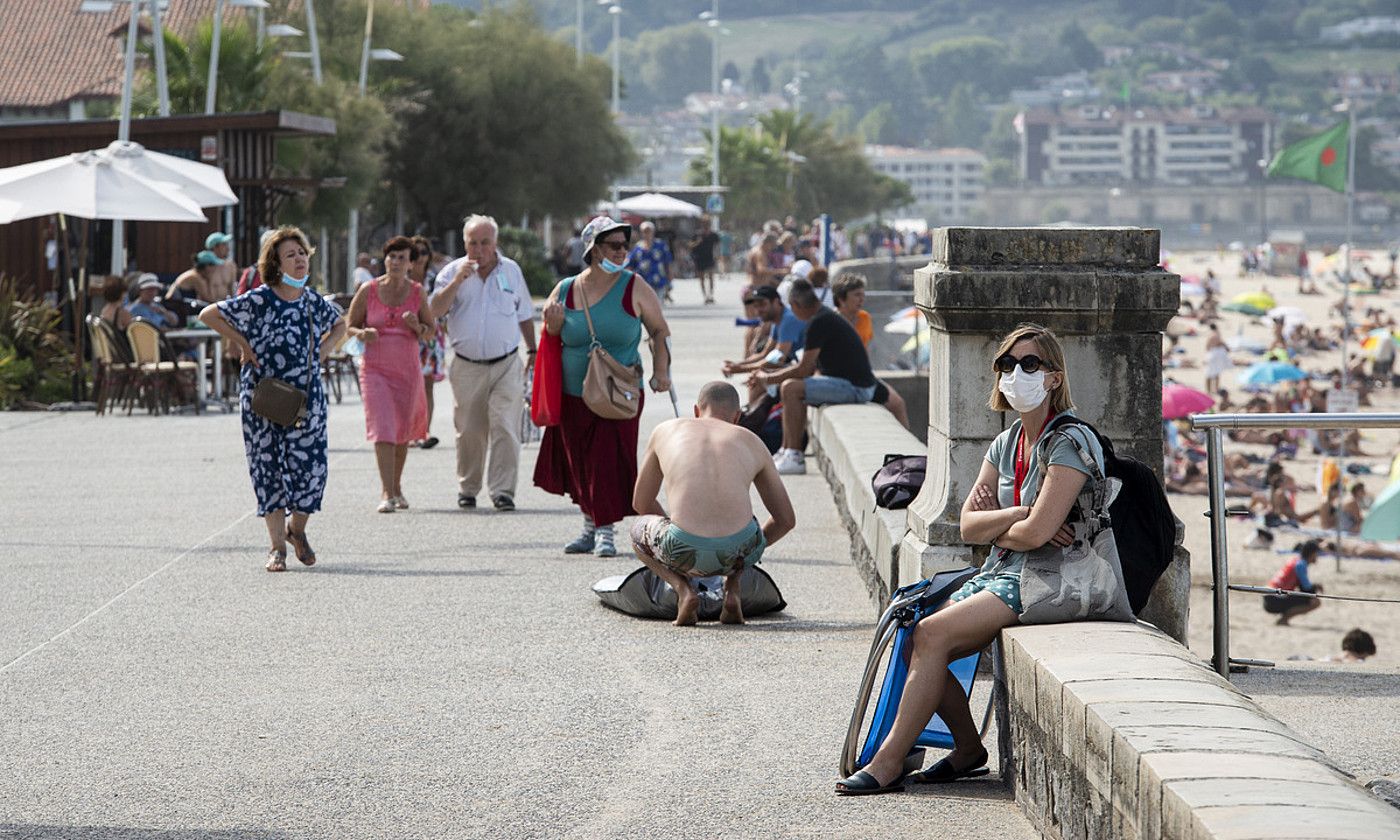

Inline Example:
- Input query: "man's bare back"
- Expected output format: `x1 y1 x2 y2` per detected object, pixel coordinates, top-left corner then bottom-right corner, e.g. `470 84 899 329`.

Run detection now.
647 417 770 537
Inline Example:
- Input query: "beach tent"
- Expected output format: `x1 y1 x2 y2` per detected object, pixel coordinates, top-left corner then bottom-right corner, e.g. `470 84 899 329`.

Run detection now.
1360 478 1400 542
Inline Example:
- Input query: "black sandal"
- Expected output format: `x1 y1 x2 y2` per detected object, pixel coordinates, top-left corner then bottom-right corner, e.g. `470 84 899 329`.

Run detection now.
286 529 316 566
265 550 287 573
834 770 905 796
907 749 990 784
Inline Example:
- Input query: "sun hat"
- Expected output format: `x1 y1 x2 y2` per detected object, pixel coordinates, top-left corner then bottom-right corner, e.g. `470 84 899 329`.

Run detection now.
580 215 632 265
790 259 813 280
195 250 221 267
137 273 162 290
205 232 233 249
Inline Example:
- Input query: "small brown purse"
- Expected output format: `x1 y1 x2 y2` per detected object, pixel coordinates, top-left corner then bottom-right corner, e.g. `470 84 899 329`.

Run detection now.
577 277 643 420
250 298 316 427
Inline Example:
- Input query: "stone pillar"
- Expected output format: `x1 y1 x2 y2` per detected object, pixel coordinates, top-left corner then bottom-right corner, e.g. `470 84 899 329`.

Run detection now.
900 227 1190 643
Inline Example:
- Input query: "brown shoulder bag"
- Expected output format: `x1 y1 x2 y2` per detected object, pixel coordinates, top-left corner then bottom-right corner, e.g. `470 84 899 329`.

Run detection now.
250 296 317 427
577 276 643 420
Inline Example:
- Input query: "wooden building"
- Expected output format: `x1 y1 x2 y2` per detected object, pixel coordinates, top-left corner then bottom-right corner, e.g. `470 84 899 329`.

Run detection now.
0 111 335 294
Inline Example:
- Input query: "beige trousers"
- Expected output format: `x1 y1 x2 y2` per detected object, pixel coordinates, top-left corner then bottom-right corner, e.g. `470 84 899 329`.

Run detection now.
449 352 523 499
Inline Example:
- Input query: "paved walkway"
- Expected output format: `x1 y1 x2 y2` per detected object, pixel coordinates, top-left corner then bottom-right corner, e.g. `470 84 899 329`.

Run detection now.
0 275 1034 839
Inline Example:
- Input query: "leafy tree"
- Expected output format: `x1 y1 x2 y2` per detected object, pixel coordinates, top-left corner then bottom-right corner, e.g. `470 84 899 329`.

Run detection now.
134 21 276 114
1058 22 1102 71
1134 16 1187 43
935 84 987 148
722 60 741 84
911 37 1014 98
371 4 634 231
688 111 912 229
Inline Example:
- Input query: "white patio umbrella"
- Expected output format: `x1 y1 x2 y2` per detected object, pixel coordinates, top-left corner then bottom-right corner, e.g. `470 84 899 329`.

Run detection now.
614 192 703 218
102 140 238 208
0 149 208 404
0 149 208 225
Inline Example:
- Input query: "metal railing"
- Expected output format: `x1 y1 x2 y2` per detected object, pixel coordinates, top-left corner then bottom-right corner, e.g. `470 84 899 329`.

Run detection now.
1188 411 1400 678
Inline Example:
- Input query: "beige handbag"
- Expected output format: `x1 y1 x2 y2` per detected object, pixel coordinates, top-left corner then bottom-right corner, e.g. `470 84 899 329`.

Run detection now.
577 278 643 420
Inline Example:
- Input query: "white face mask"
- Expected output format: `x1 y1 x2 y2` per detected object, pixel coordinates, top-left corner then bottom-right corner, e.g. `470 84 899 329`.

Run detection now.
999 368 1048 413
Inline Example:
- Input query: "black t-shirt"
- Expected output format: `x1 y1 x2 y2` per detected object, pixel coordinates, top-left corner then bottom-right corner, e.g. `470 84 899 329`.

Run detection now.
804 308 875 388
690 232 720 265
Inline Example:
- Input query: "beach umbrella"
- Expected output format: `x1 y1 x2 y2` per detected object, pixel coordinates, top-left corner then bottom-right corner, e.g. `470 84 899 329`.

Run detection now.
1180 280 1206 298
899 326 933 353
1165 316 1197 337
1226 335 1267 354
1359 478 1400 542
1361 329 1400 355
1162 383 1215 419
1220 301 1269 316
1267 306 1307 325
1231 290 1276 310
1237 361 1307 387
884 306 924 335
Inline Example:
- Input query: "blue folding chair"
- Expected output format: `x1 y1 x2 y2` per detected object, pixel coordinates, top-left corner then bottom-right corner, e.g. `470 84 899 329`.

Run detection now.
840 567 997 778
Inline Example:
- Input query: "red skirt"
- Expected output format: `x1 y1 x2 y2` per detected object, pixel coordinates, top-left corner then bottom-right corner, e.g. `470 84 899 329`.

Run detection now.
533 392 642 526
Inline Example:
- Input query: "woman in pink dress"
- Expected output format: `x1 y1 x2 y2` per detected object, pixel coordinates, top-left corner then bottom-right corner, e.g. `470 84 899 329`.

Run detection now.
347 236 432 512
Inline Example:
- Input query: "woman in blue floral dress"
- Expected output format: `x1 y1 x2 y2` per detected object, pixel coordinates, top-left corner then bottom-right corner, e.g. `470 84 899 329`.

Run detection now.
199 227 347 572
627 220 673 303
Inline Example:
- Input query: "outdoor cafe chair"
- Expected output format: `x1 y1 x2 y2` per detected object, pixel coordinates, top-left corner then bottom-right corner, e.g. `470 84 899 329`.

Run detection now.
321 330 360 405
126 319 196 414
85 315 135 416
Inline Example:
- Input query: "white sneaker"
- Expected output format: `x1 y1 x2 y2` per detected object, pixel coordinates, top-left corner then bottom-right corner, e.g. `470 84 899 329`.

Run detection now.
774 449 806 475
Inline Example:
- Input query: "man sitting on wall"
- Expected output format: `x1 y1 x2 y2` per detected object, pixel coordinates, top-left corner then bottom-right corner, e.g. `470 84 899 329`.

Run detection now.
750 279 907 476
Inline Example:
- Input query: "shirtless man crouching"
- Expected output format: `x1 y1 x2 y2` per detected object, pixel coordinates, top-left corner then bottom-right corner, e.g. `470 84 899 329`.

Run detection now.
631 381 797 626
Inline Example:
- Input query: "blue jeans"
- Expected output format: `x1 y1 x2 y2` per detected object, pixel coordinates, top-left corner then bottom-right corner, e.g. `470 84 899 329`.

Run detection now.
804 375 877 406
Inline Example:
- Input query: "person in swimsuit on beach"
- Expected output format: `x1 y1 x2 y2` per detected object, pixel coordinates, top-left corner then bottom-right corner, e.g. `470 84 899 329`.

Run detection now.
630 381 796 627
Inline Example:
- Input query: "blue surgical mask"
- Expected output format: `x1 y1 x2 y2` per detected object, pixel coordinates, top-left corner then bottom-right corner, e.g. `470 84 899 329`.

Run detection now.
282 272 309 289
600 255 629 273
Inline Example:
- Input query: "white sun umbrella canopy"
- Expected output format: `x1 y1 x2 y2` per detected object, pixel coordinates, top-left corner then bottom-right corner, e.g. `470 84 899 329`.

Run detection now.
0 149 207 224
102 140 238 208
614 192 703 218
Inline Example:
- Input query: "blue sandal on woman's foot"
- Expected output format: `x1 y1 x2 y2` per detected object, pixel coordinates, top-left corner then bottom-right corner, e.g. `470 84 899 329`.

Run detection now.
907 750 989 784
834 770 904 796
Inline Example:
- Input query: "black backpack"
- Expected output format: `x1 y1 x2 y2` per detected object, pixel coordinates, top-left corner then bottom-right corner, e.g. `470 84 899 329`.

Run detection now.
1043 415 1176 615
871 454 927 510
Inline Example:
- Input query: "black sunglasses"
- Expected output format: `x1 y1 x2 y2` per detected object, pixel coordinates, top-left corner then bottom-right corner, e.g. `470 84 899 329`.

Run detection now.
994 353 1055 374
597 238 629 251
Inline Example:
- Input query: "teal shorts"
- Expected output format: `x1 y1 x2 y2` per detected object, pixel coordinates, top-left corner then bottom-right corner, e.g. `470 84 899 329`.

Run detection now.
949 568 1023 615
631 516 766 577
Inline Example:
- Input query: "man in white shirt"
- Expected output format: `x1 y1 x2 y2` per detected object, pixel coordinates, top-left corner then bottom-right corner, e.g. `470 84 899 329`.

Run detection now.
429 214 537 512
352 253 375 289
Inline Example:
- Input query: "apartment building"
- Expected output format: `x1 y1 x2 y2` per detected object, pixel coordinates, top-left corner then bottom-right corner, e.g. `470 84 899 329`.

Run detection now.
864 145 987 221
1020 105 1273 187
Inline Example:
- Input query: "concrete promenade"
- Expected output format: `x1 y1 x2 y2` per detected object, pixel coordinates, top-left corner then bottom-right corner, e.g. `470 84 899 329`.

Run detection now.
0 275 1035 839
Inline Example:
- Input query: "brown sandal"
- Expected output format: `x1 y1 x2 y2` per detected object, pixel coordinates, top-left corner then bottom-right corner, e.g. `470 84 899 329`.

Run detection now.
266 549 287 573
286 529 316 566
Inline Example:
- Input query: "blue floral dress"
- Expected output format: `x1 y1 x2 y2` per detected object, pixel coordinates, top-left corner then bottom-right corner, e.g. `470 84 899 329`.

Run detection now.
216 286 342 516
628 238 673 294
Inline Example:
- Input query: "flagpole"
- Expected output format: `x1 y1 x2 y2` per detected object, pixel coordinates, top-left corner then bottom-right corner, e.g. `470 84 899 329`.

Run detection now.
1342 99 1355 392
1337 98 1356 572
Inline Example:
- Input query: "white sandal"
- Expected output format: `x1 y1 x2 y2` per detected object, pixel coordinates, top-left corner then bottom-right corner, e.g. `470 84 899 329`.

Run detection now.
377 499 396 513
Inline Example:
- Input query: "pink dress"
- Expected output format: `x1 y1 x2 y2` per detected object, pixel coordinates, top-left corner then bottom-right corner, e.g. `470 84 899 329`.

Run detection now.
359 281 429 443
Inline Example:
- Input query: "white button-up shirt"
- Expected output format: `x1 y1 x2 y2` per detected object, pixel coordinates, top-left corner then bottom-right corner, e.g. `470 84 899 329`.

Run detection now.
430 253 533 361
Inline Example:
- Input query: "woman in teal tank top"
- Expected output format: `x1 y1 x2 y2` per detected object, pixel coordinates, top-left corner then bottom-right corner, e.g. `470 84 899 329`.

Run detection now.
533 216 673 557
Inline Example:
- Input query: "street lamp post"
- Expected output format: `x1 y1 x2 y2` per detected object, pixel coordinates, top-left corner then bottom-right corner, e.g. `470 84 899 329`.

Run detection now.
345 0 404 292
205 0 269 115
609 4 621 115
575 0 583 66
1256 158 1268 246
148 0 169 116
700 3 721 230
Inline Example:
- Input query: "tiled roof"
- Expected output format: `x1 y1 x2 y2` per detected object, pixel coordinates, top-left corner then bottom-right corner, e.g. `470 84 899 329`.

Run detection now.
0 0 241 109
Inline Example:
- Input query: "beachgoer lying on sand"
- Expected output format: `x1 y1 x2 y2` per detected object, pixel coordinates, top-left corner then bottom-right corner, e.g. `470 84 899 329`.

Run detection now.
1325 628 1377 663
630 381 796 626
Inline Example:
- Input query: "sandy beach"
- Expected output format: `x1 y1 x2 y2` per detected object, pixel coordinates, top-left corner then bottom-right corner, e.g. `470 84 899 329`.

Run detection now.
1159 248 1400 669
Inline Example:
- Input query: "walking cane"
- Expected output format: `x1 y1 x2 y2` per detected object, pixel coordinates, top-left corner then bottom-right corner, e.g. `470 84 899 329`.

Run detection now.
665 336 680 418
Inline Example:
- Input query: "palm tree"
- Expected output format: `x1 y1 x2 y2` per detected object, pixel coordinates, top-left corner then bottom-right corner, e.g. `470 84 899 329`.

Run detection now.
135 20 278 115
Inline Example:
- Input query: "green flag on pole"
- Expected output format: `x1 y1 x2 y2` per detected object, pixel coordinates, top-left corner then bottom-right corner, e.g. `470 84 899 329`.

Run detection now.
1266 121 1349 193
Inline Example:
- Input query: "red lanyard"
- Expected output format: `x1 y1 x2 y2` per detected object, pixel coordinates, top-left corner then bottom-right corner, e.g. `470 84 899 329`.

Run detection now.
1013 411 1056 506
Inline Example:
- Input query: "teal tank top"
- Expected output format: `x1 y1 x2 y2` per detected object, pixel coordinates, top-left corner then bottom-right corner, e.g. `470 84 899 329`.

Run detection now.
559 272 643 397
